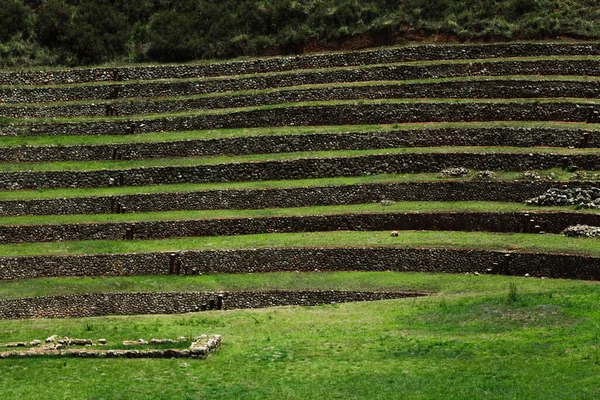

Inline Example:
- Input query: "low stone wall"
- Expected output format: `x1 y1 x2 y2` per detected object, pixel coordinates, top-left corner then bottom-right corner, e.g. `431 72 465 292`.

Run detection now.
0 290 423 319
4 79 600 117
0 180 588 217
0 210 595 244
1 151 599 191
1 42 598 86
0 335 221 359
1 247 599 281
2 102 598 137
2 127 597 163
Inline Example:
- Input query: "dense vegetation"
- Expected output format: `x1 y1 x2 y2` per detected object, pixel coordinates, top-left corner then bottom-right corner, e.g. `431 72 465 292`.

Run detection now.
1 0 599 67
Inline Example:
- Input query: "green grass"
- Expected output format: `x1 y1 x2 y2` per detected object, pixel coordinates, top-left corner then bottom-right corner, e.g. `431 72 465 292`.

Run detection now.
1 146 599 173
0 201 584 226
1 230 600 258
0 269 568 299
0 121 596 148
1 271 600 398
0 169 573 201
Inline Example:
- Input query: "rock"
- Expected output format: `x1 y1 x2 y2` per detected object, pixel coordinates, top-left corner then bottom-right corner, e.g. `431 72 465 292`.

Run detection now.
123 339 148 346
471 170 495 181
563 224 600 238
439 167 469 178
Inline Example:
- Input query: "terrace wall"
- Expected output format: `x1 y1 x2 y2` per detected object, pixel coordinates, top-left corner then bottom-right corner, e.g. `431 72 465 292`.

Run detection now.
0 211 597 244
1 128 597 163
0 180 585 216
4 79 600 116
2 102 598 137
1 42 598 86
0 248 598 281
0 290 422 319
0 151 598 190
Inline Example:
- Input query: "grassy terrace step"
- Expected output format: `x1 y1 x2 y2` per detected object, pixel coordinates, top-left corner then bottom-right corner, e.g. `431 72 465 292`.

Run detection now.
0 207 598 244
1 122 596 147
4 77 600 120
5 75 600 108
1 147 599 173
0 230 599 258
1 125 598 163
0 170 580 200
2 99 599 138
1 173 591 217
3 55 599 90
3 58 600 106
0 201 578 226
0 269 575 300
3 41 599 85
5 98 600 126
1 148 600 191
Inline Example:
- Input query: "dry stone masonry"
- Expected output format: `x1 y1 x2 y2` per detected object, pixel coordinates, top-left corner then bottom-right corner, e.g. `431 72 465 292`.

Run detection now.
1 42 598 86
0 290 425 319
1 247 599 281
0 334 221 359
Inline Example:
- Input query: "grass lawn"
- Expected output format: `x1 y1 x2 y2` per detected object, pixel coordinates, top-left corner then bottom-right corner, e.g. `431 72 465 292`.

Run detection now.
0 169 581 201
2 146 600 173
0 200 581 226
0 271 600 399
2 121 596 148
2 230 600 258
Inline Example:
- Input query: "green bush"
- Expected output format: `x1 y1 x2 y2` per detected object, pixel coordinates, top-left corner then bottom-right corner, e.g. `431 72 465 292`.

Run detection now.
0 0 33 42
1 0 599 65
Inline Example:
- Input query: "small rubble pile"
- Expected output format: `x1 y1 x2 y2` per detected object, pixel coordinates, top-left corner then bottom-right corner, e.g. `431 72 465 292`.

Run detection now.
471 170 495 181
525 187 600 209
569 171 600 181
563 225 600 238
519 170 557 181
439 167 469 178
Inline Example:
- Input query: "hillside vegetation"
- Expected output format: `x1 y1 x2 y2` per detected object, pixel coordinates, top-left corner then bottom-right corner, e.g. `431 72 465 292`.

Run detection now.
1 0 600 66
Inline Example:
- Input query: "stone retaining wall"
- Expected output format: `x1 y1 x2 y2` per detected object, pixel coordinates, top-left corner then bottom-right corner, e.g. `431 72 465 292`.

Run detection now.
2 102 598 137
0 180 586 216
4 78 600 117
0 247 598 281
0 127 597 163
1 42 598 86
0 211 595 244
0 290 423 319
0 152 598 190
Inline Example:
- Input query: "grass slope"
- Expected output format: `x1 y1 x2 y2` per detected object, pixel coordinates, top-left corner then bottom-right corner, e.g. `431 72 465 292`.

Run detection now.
1 230 600 258
1 272 600 399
